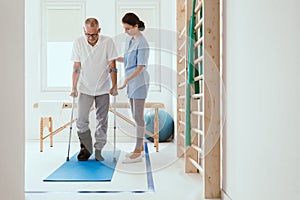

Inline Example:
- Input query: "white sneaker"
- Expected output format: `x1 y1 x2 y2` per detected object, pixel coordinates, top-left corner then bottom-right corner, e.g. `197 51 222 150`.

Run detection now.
125 151 145 158
122 155 143 164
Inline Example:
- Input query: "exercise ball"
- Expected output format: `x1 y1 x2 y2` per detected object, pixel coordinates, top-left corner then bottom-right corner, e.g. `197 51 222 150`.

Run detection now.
144 109 174 142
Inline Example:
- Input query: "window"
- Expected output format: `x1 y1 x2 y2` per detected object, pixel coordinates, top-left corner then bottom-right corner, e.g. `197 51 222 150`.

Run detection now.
41 1 85 91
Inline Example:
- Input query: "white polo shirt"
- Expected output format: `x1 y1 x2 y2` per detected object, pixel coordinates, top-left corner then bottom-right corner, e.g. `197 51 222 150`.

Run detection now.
71 35 118 96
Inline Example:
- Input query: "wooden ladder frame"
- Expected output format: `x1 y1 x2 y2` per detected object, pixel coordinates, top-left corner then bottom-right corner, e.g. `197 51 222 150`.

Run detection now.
176 0 220 198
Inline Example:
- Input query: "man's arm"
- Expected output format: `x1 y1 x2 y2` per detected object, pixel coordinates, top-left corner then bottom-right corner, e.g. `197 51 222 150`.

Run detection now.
109 60 118 96
70 62 81 97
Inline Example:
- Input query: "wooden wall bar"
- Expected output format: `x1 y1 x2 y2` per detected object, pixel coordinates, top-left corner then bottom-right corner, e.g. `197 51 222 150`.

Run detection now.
176 0 220 198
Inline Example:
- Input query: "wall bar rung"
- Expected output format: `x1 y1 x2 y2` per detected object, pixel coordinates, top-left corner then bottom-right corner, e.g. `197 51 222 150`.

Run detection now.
178 41 186 51
191 128 203 135
179 27 186 39
191 144 203 155
178 68 185 75
178 95 186 99
192 93 203 99
179 109 186 113
194 56 203 65
194 37 203 48
178 82 186 87
179 55 186 64
194 19 203 31
188 157 204 175
194 0 203 14
194 75 203 81
179 132 185 140
180 145 186 153
191 111 204 116
179 120 186 125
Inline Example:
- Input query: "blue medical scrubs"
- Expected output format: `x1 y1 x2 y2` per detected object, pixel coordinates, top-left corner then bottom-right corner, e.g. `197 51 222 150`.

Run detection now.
123 34 150 99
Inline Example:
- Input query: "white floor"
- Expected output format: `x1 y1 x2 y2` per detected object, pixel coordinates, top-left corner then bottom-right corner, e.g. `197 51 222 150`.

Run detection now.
25 140 203 200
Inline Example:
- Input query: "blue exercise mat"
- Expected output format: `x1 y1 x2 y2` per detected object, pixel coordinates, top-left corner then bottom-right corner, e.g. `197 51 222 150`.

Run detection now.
44 151 120 182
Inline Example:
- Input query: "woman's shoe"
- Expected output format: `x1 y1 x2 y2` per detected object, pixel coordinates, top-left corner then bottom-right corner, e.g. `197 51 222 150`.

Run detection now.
125 151 145 158
122 154 143 164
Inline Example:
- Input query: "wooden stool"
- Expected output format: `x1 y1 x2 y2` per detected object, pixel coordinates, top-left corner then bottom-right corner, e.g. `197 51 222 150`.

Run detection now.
34 102 77 152
40 116 53 152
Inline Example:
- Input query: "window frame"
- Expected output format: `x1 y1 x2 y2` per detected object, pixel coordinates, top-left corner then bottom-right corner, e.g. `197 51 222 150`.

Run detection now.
41 1 86 92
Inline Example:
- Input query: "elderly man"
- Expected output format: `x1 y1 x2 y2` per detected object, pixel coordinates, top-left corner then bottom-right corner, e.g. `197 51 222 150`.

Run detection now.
70 18 118 161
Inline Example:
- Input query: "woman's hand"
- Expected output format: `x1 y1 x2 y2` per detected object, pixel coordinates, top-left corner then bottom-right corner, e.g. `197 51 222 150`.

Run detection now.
116 57 124 63
118 79 128 90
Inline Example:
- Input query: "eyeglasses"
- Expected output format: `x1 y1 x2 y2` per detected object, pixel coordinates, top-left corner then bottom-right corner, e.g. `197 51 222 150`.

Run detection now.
85 33 98 38
83 27 99 38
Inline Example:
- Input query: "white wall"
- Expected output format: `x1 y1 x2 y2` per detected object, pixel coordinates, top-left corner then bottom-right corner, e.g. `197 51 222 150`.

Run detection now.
223 0 300 199
26 0 177 141
0 0 25 199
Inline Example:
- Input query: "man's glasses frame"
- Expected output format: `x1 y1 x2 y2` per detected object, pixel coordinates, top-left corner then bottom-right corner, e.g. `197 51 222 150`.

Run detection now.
83 27 99 38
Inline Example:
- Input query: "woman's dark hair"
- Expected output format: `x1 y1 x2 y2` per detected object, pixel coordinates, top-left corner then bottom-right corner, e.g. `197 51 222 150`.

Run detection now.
122 13 145 31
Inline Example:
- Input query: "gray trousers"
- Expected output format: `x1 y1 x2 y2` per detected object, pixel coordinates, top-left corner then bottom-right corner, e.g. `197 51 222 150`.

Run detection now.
129 98 145 150
77 93 109 150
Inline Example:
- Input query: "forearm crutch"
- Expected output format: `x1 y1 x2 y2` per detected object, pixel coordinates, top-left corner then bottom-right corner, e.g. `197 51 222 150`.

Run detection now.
113 95 117 162
66 96 75 161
